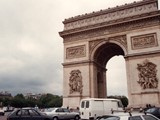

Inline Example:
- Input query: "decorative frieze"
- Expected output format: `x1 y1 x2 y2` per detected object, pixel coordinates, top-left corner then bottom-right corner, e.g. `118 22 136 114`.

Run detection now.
137 59 158 89
64 1 157 30
66 45 86 59
107 18 159 34
131 33 158 50
69 70 83 94
64 28 106 42
63 16 159 43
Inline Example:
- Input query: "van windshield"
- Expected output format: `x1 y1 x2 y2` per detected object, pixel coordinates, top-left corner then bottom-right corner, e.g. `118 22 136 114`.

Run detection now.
81 101 90 108
86 101 89 108
81 101 85 108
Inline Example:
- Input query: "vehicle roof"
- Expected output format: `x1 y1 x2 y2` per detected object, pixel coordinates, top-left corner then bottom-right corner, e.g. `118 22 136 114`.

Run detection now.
14 107 36 110
100 112 152 118
0 109 4 112
21 107 34 109
81 98 120 101
111 111 145 116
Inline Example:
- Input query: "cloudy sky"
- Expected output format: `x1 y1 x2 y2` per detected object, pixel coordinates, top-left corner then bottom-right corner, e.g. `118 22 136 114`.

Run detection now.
0 0 159 96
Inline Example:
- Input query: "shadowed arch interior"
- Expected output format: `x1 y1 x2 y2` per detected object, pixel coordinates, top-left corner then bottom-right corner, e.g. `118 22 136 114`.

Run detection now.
94 43 125 67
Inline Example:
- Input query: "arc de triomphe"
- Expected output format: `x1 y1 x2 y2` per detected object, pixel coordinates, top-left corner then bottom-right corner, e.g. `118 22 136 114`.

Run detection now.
59 0 160 108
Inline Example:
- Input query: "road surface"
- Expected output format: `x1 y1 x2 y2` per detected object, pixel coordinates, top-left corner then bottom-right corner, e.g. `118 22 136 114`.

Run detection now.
0 115 7 120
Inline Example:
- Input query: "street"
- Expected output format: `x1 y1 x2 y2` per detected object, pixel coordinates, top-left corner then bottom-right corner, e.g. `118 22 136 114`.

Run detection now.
0 115 7 120
0 112 10 120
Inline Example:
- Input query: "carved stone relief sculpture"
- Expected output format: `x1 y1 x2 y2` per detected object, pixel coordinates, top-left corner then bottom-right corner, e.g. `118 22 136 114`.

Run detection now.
89 39 104 54
137 59 158 89
131 33 158 50
109 35 127 49
66 45 86 59
69 70 83 94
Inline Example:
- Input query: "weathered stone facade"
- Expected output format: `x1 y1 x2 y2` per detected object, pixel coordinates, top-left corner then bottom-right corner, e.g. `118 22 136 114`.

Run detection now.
59 0 160 108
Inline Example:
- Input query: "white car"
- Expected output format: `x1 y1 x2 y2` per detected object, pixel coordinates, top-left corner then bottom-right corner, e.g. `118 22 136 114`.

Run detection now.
44 107 80 120
96 110 160 120
0 108 4 116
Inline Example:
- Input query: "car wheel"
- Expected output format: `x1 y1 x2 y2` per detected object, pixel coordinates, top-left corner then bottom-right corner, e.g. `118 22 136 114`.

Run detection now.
74 115 80 120
53 117 59 120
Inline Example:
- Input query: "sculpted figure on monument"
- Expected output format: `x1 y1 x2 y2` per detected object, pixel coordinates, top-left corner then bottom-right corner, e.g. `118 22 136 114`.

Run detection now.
137 60 158 89
69 70 83 94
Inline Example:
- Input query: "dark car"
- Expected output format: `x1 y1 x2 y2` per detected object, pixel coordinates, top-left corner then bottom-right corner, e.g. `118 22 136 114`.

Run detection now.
7 107 53 120
145 107 160 119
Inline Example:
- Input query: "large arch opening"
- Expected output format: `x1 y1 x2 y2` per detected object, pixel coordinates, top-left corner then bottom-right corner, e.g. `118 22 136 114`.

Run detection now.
106 56 127 96
93 42 127 98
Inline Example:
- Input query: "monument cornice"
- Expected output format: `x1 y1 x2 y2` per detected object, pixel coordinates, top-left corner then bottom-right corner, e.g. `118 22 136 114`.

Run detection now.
125 50 160 59
62 60 91 67
63 60 107 71
63 0 157 24
59 11 160 39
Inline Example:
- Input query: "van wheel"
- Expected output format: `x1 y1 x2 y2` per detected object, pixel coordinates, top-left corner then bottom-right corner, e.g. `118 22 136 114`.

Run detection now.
74 115 80 120
53 117 59 120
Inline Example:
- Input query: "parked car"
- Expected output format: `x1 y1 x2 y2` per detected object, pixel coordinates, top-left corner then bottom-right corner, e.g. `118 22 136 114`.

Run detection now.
44 107 80 120
0 108 4 116
3 106 15 112
96 110 160 120
7 107 53 120
145 107 160 119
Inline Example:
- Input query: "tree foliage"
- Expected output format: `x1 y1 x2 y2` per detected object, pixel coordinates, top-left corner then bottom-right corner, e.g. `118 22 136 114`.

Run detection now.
0 93 62 108
39 94 62 108
108 95 128 108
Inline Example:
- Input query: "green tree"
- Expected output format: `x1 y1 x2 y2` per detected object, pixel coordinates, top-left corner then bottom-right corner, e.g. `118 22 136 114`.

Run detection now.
120 96 128 108
39 94 62 108
108 95 128 108
11 94 27 107
1 93 62 108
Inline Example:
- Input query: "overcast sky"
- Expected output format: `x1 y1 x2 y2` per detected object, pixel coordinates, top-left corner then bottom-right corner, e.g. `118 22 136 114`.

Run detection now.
0 0 159 97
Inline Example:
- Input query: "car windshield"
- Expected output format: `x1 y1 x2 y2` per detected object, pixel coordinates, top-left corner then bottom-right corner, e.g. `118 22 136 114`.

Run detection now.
146 108 157 113
44 108 55 112
142 115 159 120
129 116 142 120
99 116 120 120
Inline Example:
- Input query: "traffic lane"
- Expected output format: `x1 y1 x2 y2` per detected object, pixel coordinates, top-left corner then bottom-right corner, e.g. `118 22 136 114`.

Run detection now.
0 112 10 120
0 115 7 120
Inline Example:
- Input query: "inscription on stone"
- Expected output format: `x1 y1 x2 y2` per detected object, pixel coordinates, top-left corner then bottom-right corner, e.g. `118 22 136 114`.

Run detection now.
131 33 158 50
66 45 86 59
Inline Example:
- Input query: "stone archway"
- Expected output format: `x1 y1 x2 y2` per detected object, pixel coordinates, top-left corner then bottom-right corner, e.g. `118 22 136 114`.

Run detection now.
59 0 160 108
91 42 125 98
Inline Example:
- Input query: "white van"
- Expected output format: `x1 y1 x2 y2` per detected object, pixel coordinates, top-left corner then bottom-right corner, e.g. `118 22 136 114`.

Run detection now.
79 98 123 120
